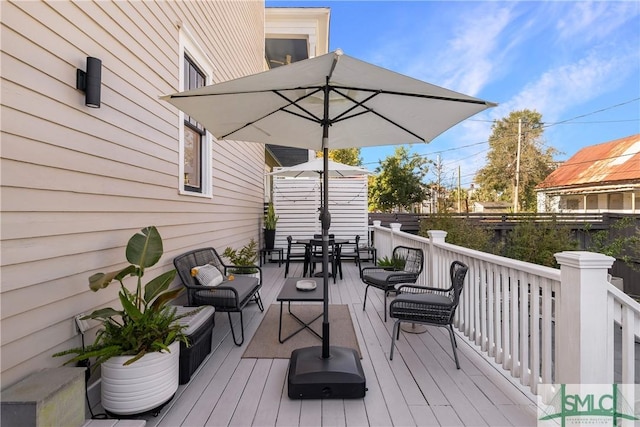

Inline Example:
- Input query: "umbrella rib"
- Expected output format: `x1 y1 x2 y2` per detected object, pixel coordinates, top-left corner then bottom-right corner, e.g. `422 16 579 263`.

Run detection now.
219 88 323 139
330 87 426 142
272 89 324 124
331 85 495 106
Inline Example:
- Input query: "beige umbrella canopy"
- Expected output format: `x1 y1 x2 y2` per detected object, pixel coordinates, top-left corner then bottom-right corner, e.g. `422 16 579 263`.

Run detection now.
268 158 373 178
162 49 495 151
162 49 496 394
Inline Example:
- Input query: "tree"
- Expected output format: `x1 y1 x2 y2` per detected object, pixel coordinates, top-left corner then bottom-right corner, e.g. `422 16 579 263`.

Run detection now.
317 148 362 166
474 109 557 212
369 146 430 212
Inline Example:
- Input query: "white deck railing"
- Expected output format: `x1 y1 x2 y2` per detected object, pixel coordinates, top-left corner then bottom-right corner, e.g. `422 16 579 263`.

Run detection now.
371 223 639 398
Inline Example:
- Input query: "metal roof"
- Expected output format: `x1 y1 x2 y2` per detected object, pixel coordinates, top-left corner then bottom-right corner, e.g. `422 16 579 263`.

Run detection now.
536 134 640 190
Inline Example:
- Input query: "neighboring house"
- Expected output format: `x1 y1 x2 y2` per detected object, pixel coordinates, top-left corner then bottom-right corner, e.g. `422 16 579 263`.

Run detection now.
472 201 512 213
536 134 640 213
0 1 329 388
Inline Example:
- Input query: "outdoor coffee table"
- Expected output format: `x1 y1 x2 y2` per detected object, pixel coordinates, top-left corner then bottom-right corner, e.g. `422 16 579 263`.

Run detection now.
277 277 324 343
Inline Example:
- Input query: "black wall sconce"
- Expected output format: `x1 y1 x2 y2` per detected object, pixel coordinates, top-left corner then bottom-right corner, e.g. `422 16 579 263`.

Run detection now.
76 57 102 108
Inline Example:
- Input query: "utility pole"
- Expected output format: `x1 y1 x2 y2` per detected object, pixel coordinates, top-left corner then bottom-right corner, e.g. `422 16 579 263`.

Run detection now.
457 165 461 213
435 155 442 213
514 118 522 213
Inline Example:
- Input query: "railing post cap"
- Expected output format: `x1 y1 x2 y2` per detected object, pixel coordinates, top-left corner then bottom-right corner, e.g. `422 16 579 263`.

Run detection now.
427 230 447 241
390 222 402 231
554 251 615 269
372 220 382 227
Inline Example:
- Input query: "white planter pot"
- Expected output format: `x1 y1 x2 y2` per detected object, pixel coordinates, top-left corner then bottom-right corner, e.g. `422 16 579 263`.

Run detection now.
101 341 180 416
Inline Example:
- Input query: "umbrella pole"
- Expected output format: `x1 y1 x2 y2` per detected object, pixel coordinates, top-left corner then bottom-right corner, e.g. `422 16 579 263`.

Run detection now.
321 146 330 359
286 73 365 400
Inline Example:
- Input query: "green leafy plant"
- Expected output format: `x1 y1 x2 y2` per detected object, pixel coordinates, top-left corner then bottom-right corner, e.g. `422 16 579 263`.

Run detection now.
223 238 259 274
377 254 407 270
264 201 279 230
586 217 640 269
502 218 577 268
54 226 192 369
419 213 496 253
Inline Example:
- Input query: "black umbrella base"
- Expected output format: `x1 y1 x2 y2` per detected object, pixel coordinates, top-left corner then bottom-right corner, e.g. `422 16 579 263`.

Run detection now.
288 346 366 399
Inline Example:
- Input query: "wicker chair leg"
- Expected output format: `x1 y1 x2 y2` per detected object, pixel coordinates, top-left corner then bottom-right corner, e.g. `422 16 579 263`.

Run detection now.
447 325 460 369
449 324 458 347
383 290 388 322
254 292 264 311
228 311 245 346
390 320 401 360
363 285 369 311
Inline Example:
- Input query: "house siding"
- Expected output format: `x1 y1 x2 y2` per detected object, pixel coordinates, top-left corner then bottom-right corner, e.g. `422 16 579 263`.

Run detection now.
1 0 266 387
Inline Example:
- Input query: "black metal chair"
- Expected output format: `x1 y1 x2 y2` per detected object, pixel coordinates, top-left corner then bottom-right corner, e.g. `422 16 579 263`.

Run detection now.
361 246 424 321
284 236 310 278
307 238 338 283
389 260 469 369
337 235 361 278
173 247 264 346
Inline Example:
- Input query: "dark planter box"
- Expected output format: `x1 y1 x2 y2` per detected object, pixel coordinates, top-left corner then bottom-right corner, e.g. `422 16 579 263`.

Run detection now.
173 306 215 384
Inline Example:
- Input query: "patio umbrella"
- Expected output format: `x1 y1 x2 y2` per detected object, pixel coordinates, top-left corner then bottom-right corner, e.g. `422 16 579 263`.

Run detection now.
268 157 373 207
162 49 496 398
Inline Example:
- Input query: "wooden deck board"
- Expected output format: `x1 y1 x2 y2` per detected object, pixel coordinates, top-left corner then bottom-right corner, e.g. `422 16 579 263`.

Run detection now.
117 261 537 427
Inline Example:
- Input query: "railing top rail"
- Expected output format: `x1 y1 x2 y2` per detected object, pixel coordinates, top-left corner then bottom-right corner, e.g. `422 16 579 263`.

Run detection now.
375 224 561 281
608 283 640 316
432 240 562 281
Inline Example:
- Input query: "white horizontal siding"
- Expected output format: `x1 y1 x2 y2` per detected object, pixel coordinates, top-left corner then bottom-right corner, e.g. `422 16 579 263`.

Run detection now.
1 0 266 387
272 176 369 248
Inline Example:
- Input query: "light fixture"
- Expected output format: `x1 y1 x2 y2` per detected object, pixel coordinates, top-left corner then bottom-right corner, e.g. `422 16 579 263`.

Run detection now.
76 57 102 108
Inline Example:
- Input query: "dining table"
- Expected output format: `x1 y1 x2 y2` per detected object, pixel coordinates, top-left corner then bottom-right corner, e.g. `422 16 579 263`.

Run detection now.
296 238 349 281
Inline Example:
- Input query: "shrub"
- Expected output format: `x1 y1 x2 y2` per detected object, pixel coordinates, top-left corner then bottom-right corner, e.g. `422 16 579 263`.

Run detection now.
419 213 496 253
503 219 577 268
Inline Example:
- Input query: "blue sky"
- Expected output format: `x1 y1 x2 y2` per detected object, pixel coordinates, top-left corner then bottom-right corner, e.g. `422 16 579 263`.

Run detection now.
267 0 640 188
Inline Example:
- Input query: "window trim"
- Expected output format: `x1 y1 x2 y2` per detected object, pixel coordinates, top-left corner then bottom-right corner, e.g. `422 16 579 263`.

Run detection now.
178 26 215 197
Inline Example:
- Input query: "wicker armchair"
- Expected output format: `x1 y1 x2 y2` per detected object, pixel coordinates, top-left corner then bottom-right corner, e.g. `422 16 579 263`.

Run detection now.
389 260 468 369
360 246 424 321
173 247 264 346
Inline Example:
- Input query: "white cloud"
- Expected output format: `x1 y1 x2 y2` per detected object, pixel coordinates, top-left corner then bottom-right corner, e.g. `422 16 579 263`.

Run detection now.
493 48 635 123
556 1 640 43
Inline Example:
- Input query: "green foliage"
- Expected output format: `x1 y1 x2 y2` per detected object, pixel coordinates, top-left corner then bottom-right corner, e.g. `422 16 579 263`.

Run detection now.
586 217 640 268
474 109 557 211
503 219 577 267
223 238 259 274
264 201 279 230
53 226 193 369
369 146 430 212
377 255 407 270
419 213 496 253
322 148 363 166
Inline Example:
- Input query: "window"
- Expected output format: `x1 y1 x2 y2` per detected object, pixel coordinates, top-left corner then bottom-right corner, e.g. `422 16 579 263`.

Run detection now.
179 27 214 196
183 56 205 192
608 193 623 210
586 195 598 210
565 198 579 210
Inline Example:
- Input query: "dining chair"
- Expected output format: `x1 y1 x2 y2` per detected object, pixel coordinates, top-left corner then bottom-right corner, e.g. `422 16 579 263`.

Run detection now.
284 236 310 278
336 235 361 278
389 260 469 368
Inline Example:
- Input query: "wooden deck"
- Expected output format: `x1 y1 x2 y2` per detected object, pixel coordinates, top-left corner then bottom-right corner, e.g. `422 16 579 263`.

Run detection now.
104 260 539 426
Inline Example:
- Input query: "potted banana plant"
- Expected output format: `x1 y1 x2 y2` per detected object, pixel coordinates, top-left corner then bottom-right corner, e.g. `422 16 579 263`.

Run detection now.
53 226 193 416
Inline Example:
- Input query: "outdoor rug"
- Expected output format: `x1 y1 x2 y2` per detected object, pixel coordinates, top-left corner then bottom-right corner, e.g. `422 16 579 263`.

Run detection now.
242 304 361 359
